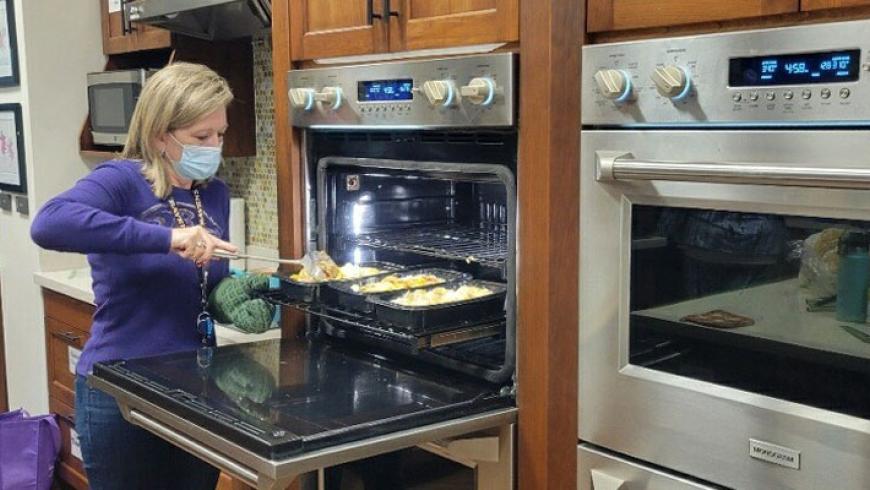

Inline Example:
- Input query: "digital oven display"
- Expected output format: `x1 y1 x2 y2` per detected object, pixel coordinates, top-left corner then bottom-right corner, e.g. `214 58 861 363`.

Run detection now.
728 49 860 87
358 79 414 101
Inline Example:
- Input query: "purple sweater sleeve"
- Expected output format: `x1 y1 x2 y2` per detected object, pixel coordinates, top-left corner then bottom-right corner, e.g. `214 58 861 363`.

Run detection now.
31 163 172 254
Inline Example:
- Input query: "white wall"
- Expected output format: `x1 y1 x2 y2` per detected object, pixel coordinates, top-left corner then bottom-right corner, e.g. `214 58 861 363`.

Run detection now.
0 0 104 412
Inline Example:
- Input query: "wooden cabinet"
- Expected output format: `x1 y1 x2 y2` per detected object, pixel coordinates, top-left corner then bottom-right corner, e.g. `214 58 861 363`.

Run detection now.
51 396 89 490
289 0 387 59
101 0 171 55
587 0 799 32
393 0 519 52
42 289 246 489
288 0 518 60
43 290 94 489
46 317 89 408
801 0 870 9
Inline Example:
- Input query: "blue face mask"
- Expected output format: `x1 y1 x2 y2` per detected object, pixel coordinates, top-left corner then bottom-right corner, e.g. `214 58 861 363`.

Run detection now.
169 134 222 181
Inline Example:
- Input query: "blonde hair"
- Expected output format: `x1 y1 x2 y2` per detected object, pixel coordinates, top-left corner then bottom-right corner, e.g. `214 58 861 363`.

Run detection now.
121 62 233 199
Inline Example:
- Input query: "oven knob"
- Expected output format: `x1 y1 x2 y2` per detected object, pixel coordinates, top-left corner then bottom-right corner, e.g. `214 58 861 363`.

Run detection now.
594 69 632 102
421 80 459 107
460 77 497 106
288 88 316 111
315 86 343 111
651 65 691 100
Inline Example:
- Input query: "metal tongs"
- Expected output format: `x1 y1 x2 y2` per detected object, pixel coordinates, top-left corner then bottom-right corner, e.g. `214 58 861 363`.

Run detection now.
214 250 341 281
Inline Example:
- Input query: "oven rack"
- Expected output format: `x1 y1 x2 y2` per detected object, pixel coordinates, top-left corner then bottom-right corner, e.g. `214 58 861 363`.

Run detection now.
260 287 512 383
350 224 508 270
259 290 504 352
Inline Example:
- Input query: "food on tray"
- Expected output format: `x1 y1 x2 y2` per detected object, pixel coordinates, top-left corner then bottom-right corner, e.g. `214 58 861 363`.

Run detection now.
681 309 755 329
391 285 494 307
352 273 444 294
291 263 384 283
300 250 341 281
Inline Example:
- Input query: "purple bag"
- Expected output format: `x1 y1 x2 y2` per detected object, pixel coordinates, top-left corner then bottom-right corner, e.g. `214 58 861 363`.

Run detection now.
0 408 62 490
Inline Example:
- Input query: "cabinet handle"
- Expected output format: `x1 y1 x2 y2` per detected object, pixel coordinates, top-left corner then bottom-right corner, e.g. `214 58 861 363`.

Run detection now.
384 0 399 17
121 0 136 34
367 0 383 24
57 411 76 425
57 331 81 344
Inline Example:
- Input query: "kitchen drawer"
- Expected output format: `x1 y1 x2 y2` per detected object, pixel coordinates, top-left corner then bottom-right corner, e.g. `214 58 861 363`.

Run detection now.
578 444 720 490
51 396 88 490
46 318 89 407
43 290 94 333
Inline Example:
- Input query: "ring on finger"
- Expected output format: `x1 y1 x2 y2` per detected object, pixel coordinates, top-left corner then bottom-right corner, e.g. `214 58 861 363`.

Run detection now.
196 240 207 248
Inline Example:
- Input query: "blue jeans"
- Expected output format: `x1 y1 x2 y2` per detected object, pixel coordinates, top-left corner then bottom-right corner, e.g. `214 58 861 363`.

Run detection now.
75 375 219 490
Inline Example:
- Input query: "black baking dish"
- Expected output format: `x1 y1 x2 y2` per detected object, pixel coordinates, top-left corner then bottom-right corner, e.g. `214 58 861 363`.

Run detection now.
321 268 471 314
369 280 507 333
274 261 404 303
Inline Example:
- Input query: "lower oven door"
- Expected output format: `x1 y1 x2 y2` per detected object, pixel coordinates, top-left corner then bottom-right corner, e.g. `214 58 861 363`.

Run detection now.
580 130 870 490
89 338 515 490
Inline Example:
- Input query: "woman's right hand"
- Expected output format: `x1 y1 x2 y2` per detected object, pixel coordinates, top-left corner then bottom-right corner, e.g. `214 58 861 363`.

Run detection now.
170 226 238 266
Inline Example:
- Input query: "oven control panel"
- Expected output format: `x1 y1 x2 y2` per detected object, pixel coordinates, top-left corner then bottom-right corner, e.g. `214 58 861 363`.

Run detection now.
582 20 870 126
288 53 515 128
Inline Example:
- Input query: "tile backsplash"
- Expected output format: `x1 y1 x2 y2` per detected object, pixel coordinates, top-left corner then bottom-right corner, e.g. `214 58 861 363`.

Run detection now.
219 35 278 249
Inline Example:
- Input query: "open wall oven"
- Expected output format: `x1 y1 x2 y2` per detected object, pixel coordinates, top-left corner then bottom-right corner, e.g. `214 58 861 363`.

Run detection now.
580 21 870 490
90 53 518 490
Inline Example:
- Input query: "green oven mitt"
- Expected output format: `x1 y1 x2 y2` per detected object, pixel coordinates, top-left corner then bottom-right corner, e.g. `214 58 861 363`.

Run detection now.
208 274 275 334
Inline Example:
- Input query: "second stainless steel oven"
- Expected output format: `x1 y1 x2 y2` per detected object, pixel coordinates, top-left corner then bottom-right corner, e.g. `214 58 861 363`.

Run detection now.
580 21 870 490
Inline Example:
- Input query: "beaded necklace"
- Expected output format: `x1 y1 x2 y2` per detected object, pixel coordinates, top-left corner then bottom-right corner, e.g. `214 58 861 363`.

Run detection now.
167 188 215 347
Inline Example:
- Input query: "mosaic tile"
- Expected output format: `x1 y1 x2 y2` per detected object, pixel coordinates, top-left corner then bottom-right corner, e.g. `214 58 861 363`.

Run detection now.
219 35 278 249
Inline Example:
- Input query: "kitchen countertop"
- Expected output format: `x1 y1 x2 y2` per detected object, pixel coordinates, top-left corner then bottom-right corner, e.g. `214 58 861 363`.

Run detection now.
33 268 281 346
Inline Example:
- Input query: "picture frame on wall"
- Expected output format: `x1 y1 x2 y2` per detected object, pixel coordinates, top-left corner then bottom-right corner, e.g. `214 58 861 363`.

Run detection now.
0 0 19 87
0 104 25 194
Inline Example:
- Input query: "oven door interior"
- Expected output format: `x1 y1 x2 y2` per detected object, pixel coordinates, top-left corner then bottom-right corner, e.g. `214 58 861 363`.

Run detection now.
579 130 870 490
91 337 515 489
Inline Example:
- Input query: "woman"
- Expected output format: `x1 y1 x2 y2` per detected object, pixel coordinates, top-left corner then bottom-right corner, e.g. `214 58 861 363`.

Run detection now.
31 62 238 489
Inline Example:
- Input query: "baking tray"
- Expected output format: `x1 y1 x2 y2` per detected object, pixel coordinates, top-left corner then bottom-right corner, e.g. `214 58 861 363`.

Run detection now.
369 280 507 333
274 261 403 303
321 268 471 314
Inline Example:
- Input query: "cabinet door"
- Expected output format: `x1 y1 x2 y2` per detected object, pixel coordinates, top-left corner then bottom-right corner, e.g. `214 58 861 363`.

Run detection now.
101 0 171 55
51 397 89 490
289 0 387 60
45 318 89 408
801 0 870 9
587 0 799 33
392 0 518 52
101 0 129 54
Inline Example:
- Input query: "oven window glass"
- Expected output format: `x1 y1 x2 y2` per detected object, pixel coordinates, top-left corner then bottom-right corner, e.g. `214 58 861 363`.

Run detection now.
630 206 870 419
91 86 128 130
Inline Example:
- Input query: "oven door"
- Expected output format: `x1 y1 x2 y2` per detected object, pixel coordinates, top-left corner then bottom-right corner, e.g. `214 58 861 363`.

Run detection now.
90 338 515 490
579 130 870 490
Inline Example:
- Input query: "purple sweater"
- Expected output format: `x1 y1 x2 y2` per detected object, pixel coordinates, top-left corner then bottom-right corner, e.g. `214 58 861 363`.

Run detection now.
31 160 230 376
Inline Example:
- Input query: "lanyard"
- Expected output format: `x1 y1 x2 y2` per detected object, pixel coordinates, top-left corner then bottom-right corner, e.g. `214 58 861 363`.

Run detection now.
167 188 216 347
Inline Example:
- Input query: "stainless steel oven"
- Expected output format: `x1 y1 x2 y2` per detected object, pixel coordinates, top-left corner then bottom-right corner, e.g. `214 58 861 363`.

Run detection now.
579 21 870 490
90 53 518 490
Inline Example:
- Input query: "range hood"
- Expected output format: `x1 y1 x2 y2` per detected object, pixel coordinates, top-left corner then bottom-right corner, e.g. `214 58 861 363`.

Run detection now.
127 0 271 41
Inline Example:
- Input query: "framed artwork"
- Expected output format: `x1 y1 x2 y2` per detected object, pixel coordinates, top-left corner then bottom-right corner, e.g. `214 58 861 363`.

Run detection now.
0 0 18 87
0 104 25 194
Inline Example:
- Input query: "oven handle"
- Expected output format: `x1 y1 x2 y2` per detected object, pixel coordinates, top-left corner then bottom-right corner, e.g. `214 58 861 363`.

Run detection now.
596 151 870 189
127 409 261 487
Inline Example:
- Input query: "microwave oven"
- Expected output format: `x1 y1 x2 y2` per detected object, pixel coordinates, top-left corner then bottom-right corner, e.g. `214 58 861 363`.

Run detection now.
87 69 155 146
